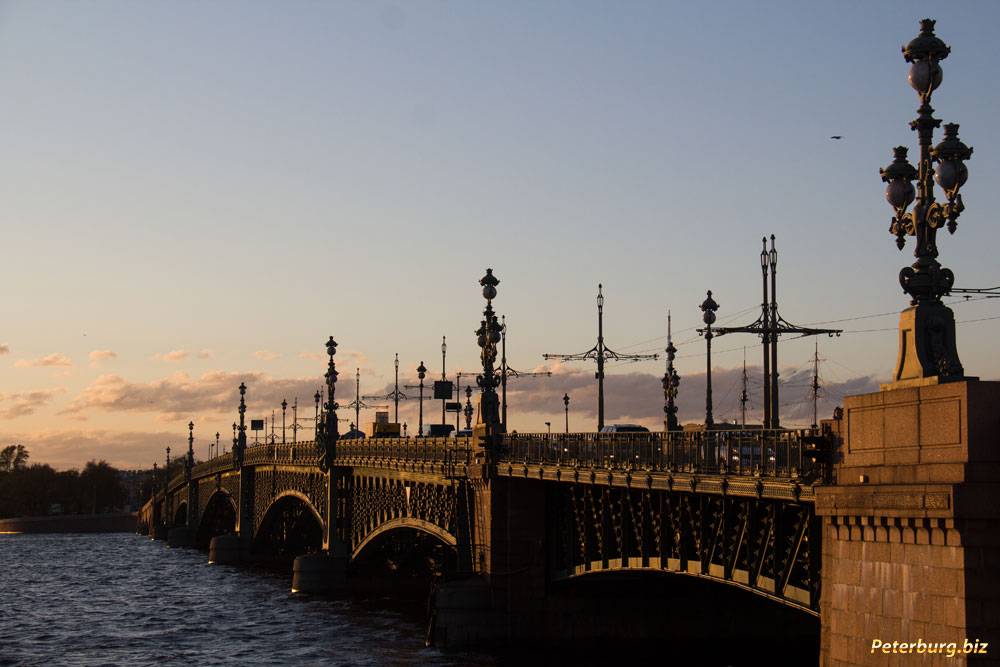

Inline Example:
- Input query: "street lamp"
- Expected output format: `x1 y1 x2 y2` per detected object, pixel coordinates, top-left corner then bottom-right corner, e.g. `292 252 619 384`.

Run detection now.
281 399 287 444
416 361 427 437
464 385 474 430
545 421 551 436
662 311 680 431
476 269 502 440
441 336 447 425
881 18 972 383
314 390 321 440
563 393 570 433
699 291 719 430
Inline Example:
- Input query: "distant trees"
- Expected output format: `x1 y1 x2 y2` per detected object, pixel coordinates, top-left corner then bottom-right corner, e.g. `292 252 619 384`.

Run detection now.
0 447 128 519
0 445 28 472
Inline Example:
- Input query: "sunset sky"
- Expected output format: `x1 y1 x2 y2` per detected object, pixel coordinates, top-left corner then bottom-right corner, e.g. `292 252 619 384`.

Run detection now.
1 1 998 469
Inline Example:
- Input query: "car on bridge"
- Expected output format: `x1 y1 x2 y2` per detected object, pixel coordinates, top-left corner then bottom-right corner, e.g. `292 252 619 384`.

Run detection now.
599 424 650 434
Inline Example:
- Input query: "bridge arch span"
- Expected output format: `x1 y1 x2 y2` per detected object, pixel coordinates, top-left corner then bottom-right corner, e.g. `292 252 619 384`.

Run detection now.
196 490 237 547
252 491 324 560
351 517 457 561
173 501 187 527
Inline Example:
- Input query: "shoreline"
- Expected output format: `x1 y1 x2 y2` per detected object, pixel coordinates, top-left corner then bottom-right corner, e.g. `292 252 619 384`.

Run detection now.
0 512 137 534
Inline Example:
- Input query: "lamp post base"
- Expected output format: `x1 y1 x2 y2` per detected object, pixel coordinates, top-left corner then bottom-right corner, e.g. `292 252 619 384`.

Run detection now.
889 301 965 388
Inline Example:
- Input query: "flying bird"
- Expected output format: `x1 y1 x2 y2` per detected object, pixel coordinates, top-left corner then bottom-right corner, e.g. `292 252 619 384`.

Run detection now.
830 135 843 140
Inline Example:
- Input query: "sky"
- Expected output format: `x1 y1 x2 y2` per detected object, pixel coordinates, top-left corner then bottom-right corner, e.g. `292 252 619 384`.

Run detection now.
1 1 998 469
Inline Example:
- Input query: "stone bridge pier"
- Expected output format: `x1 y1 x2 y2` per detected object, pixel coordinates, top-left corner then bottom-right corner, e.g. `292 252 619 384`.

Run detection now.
816 380 1000 666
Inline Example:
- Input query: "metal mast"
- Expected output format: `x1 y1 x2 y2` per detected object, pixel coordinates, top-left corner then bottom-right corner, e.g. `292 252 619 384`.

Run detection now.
544 284 658 431
711 236 842 429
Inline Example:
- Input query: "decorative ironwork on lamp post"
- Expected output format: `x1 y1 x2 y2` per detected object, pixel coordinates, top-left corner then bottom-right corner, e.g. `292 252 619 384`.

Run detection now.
319 336 340 471
415 362 427 436
563 393 570 433
235 383 247 468
662 310 680 432
476 269 503 442
186 421 194 481
463 385 474 430
880 18 972 384
698 291 719 430
281 399 287 444
314 390 321 440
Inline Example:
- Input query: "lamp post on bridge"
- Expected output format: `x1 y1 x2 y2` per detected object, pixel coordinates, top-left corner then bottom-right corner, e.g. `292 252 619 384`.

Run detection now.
476 268 503 444
414 362 427 437
314 391 321 440
880 18 972 384
464 385 474 430
320 336 340 471
544 284 658 431
663 311 680 432
698 291 719 430
282 399 287 444
236 383 247 468
563 393 570 433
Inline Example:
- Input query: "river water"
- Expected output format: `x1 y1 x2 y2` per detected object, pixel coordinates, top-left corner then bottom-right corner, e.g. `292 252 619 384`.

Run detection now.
0 533 494 666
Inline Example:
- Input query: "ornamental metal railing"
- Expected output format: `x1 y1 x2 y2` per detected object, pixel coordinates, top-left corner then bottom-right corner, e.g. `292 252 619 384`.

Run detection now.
501 429 829 481
335 437 474 466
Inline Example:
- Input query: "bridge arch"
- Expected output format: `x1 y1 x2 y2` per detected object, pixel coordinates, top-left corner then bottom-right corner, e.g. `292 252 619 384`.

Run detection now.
352 517 457 561
196 490 237 547
252 491 324 560
173 501 187 527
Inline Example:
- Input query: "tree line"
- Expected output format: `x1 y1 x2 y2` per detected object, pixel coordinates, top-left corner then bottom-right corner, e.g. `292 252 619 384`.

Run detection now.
0 445 129 519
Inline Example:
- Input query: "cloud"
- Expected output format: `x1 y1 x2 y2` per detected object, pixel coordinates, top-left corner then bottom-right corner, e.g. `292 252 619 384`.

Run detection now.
0 344 9 355
61 371 327 421
497 364 882 430
197 350 213 359
0 428 181 471
14 353 73 368
88 350 117 368
253 350 281 361
154 350 188 362
299 352 324 361
0 389 66 419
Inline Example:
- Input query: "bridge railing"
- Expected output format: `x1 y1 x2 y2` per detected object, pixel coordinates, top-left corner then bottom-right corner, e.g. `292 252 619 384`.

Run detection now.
336 437 475 465
502 429 827 481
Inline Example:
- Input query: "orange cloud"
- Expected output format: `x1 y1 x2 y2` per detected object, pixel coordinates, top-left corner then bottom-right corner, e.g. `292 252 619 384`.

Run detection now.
253 350 280 361
61 371 326 420
14 353 73 368
88 350 117 367
154 350 188 362
0 388 65 419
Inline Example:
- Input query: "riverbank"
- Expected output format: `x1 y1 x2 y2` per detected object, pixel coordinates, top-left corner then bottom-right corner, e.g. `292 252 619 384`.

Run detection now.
0 512 136 534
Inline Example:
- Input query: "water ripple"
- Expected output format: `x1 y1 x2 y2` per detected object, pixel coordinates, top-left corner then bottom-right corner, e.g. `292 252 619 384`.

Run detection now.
0 534 494 666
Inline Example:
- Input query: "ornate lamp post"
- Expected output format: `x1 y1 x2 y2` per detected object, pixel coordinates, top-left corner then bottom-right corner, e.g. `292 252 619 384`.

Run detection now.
281 399 287 444
236 383 247 468
186 422 194 476
214 432 220 459
464 385 474 430
416 361 427 437
314 390 321 440
320 336 340 470
699 291 719 429
881 19 972 384
545 421 551 436
476 269 503 441
165 446 171 473
662 311 680 431
563 393 570 433
441 336 448 425
231 423 237 455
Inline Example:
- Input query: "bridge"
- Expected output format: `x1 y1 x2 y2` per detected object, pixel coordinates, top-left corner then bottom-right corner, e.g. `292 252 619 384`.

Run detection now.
139 379 830 648
137 267 1000 662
